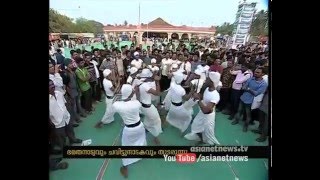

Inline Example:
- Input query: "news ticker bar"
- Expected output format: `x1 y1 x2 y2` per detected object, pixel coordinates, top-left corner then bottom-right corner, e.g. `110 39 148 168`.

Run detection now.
63 146 269 159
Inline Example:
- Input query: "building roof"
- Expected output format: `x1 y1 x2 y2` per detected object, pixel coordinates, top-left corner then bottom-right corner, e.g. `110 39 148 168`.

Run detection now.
103 18 216 33
147 17 173 27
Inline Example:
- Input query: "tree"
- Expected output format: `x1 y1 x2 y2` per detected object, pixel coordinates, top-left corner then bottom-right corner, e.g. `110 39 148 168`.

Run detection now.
250 10 268 36
49 8 104 35
49 8 76 33
216 22 234 36
124 20 128 26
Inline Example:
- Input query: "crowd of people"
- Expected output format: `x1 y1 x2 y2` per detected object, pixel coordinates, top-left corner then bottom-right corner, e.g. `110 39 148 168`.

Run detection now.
49 39 269 177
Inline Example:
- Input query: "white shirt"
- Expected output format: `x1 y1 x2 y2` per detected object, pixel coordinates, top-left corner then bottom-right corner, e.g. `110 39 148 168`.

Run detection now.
90 60 100 79
103 79 114 96
49 91 70 128
180 61 191 73
199 51 204 59
197 65 209 80
127 76 142 87
113 100 142 125
127 76 133 84
191 79 205 93
148 65 159 72
60 48 65 57
202 88 220 109
49 73 65 94
171 59 179 65
263 75 268 85
131 59 143 69
221 61 228 69
139 82 153 104
170 83 186 103
161 58 173 76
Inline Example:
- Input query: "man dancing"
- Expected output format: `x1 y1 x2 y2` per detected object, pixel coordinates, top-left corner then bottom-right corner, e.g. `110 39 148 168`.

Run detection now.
95 69 119 128
138 69 162 144
184 72 221 145
112 84 147 178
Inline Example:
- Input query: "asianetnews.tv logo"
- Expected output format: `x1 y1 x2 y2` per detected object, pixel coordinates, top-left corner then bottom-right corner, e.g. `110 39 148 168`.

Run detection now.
164 153 249 163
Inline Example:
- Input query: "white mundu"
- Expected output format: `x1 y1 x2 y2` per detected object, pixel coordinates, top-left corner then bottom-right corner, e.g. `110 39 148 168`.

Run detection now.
101 71 116 124
139 82 162 137
184 87 220 145
113 86 147 166
166 82 192 133
162 69 181 110
147 65 160 103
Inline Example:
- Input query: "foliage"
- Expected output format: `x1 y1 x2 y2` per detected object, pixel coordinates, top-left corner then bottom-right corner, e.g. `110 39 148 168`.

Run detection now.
49 8 104 35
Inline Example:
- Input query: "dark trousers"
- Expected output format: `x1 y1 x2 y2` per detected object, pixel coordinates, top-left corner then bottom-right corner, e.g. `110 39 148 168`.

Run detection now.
76 95 86 115
95 78 102 101
217 88 231 111
89 81 101 101
99 71 105 94
160 75 170 91
235 101 252 126
81 88 93 112
230 89 242 117
65 97 77 125
258 109 268 137
54 123 77 150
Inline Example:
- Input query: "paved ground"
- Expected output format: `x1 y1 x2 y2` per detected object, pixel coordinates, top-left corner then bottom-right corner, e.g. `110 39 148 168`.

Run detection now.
49 93 269 180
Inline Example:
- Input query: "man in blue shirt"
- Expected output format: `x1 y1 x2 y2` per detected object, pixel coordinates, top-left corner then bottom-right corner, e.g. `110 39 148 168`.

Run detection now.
232 67 268 132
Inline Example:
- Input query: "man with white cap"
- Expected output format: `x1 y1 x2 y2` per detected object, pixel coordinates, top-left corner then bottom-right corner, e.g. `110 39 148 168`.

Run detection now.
148 58 161 106
112 84 147 178
184 71 221 145
148 58 160 73
126 67 141 100
183 68 206 117
138 68 162 144
131 52 143 70
95 69 118 128
160 52 173 91
162 63 181 111
166 72 194 134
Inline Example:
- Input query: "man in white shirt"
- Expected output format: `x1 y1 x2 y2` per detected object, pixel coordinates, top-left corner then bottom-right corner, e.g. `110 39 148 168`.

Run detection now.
170 52 180 66
160 52 172 91
178 53 191 80
166 72 193 134
184 72 221 145
95 69 118 128
148 59 160 105
138 69 162 144
131 52 143 70
90 53 102 102
183 68 206 117
113 84 147 178
49 79 82 150
49 63 65 94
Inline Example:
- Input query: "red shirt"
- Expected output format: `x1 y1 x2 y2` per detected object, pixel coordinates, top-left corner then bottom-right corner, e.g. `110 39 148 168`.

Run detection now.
209 65 223 74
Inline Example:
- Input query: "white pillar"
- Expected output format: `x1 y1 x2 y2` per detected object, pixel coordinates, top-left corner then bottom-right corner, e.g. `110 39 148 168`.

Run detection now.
168 32 172 40
129 32 134 39
138 32 143 46
188 33 192 40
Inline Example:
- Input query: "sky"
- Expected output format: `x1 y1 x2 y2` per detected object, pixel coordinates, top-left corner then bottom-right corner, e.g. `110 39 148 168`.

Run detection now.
50 0 268 27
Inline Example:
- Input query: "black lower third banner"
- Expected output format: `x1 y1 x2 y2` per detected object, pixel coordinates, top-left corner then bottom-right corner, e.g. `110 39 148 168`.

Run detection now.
63 146 269 159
